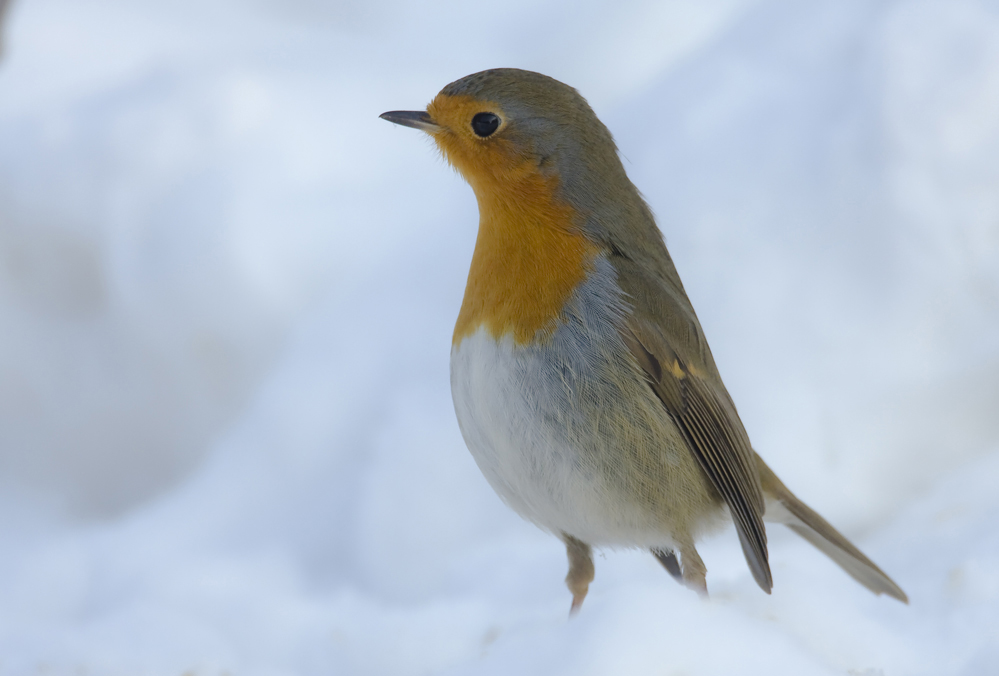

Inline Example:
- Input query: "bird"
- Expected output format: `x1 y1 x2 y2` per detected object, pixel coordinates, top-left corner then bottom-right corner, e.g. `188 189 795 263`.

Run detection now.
380 68 908 613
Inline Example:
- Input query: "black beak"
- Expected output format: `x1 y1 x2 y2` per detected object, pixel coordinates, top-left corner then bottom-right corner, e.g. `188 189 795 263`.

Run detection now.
379 110 441 133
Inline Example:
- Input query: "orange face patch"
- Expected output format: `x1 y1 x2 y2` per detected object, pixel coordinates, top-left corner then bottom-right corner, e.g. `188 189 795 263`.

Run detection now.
426 94 518 192
426 95 600 346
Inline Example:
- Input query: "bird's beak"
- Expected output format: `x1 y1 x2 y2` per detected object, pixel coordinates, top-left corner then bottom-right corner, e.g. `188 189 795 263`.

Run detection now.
379 110 441 133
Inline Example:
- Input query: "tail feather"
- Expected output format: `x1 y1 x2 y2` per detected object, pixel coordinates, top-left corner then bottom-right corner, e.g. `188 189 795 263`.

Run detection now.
757 454 909 604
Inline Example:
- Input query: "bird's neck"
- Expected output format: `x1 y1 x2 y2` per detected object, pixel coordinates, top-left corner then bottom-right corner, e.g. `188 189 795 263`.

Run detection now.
453 171 600 346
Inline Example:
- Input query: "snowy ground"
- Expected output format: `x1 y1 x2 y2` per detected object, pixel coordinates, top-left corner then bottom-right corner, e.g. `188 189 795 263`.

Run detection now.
0 0 998 673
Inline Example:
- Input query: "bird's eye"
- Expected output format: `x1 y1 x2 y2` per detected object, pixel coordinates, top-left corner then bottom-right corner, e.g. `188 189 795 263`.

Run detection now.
471 112 500 137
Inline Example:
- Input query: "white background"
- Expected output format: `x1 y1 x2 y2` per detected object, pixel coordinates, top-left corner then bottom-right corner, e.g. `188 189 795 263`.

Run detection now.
0 0 997 673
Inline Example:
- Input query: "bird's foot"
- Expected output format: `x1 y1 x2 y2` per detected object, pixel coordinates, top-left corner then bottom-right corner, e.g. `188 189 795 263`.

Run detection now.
562 533 594 616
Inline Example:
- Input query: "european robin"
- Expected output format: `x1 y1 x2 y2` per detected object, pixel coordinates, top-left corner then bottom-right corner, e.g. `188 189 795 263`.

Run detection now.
381 68 907 612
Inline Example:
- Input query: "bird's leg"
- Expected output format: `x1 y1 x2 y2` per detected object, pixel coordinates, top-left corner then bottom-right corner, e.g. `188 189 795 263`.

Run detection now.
679 541 708 597
562 533 594 615
651 548 683 582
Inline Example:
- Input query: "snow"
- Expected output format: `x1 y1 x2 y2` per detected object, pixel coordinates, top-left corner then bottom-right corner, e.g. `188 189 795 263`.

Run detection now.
0 0 997 673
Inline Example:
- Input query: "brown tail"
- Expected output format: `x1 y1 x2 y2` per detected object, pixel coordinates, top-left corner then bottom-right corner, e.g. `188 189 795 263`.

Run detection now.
756 454 908 603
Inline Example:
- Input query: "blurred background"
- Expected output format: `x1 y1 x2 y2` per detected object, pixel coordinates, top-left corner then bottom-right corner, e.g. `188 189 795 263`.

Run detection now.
0 0 997 673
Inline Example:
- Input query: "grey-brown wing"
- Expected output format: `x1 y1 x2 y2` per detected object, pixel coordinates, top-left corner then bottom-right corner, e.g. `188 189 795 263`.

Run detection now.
624 323 772 593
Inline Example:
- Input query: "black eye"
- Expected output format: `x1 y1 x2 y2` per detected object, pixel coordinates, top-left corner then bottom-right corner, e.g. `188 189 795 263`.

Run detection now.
471 112 500 137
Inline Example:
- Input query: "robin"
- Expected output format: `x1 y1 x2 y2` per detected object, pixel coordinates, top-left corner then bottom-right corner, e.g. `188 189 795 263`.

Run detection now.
380 68 907 612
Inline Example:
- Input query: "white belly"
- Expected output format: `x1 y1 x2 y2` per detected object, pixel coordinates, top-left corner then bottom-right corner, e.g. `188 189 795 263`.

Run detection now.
451 329 595 535
449 270 704 548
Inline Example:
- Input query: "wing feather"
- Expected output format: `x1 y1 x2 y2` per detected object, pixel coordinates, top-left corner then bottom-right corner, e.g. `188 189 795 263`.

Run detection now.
624 323 772 592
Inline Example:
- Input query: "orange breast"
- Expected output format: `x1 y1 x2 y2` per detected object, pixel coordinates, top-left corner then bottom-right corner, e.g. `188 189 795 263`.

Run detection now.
453 168 600 346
